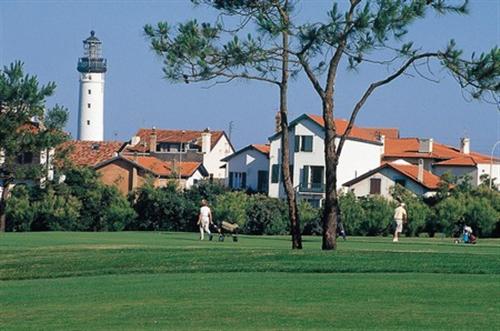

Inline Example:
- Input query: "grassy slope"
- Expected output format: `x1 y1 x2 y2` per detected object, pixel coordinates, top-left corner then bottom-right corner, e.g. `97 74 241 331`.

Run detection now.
1 232 499 330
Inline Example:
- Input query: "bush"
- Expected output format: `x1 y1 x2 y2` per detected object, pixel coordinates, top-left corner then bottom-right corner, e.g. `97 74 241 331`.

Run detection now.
432 196 466 236
339 192 365 235
358 196 393 236
5 186 35 232
299 201 321 235
213 191 249 227
463 197 498 237
244 195 288 235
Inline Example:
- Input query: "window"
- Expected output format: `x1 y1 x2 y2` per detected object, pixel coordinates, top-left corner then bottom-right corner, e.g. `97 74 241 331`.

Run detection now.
370 178 381 195
310 166 324 189
271 164 279 183
88 89 91 95
257 170 269 192
229 172 246 189
17 152 33 164
87 120 90 125
300 166 324 191
294 135 313 152
395 179 406 187
87 103 91 109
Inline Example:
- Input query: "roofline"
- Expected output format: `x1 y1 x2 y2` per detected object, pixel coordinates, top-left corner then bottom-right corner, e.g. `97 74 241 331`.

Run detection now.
268 113 382 146
213 131 236 154
94 155 204 179
343 163 439 190
221 144 270 162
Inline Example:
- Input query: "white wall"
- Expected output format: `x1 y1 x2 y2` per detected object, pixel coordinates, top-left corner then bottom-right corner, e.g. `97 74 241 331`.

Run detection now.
226 148 269 191
202 134 234 179
346 167 428 198
78 72 105 141
185 169 206 189
268 116 383 200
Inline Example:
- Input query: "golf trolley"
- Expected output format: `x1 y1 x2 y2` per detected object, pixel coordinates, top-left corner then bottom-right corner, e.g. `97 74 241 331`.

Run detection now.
210 221 239 242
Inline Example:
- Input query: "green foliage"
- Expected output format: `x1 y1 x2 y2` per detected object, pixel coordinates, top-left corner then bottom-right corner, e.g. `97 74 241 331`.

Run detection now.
5 186 34 232
390 185 432 236
213 191 248 227
244 194 289 235
339 191 365 235
357 196 393 236
299 200 321 235
31 188 81 231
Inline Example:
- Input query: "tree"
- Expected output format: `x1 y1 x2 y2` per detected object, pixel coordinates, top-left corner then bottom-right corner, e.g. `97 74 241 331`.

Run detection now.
0 62 68 231
144 0 304 248
146 1 499 250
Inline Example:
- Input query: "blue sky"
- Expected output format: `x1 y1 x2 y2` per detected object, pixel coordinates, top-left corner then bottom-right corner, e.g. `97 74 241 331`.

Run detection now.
1 0 499 154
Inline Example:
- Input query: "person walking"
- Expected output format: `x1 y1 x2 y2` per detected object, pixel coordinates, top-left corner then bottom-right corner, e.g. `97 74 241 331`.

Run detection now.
197 199 213 241
393 202 407 242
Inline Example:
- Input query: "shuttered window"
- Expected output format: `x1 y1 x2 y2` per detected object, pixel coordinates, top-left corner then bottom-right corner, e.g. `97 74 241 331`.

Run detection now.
271 164 279 183
370 178 381 195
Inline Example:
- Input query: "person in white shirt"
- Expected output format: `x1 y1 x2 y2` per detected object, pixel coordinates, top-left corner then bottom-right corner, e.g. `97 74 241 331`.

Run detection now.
393 202 407 242
197 199 213 240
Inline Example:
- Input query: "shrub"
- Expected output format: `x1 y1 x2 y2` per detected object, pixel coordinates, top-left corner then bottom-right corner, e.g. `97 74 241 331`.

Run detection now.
31 188 81 231
213 191 249 227
339 192 365 236
432 196 466 236
358 196 393 236
244 195 288 235
463 197 498 237
5 186 35 232
299 201 321 235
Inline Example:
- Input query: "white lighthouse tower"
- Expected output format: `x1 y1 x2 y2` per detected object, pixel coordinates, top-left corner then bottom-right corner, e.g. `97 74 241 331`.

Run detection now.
77 31 107 141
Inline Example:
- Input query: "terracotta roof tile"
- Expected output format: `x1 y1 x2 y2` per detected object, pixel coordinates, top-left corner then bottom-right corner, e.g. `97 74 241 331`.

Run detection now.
388 163 441 190
384 138 493 163
59 140 123 167
126 128 225 153
123 155 202 177
252 144 270 155
307 114 398 142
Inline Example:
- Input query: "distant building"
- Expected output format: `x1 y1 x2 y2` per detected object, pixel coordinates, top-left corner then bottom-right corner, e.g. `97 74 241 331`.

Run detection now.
77 31 107 141
122 127 234 180
343 160 441 199
267 113 398 207
222 144 270 193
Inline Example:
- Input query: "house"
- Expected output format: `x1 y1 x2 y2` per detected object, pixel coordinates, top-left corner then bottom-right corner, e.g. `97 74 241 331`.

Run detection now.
268 113 399 207
94 155 208 195
221 144 270 193
343 160 441 199
122 127 234 181
58 140 125 167
383 137 500 189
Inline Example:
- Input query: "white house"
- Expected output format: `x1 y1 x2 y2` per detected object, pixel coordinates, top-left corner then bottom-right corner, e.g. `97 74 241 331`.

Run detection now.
268 114 399 207
343 159 441 199
123 127 235 181
383 137 500 189
222 144 270 193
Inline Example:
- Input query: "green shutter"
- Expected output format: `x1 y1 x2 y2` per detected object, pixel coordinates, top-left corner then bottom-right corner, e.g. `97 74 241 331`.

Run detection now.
242 172 247 188
302 136 313 152
294 136 300 152
229 172 234 188
301 166 309 188
271 164 279 183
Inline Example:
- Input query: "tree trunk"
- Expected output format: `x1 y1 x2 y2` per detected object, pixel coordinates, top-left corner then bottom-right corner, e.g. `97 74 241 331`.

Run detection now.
0 180 12 232
321 100 338 250
279 18 302 249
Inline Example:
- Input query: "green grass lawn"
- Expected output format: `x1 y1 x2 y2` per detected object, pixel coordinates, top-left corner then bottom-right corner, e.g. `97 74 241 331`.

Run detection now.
1 232 499 330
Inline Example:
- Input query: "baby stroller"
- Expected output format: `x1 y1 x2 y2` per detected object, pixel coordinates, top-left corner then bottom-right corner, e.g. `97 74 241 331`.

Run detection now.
212 221 239 242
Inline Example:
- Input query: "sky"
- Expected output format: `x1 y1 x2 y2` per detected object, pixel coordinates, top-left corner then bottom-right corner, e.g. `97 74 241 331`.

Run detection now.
1 0 499 155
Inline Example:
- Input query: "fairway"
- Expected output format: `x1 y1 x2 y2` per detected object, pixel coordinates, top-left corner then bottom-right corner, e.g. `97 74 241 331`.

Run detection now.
1 233 499 330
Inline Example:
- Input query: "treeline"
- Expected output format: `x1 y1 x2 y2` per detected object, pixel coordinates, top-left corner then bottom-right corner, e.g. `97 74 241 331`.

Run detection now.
5 167 500 237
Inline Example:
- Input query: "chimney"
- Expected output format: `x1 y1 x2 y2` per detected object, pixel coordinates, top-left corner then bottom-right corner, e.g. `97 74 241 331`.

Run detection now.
275 111 281 133
460 137 470 155
130 136 140 146
417 158 424 183
201 128 211 154
149 127 157 153
418 138 433 154
379 134 385 154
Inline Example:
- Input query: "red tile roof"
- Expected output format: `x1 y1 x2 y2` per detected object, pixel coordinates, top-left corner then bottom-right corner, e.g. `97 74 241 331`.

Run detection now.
123 156 202 177
60 141 124 167
126 128 225 153
388 163 441 190
252 144 270 155
307 114 399 142
384 138 493 164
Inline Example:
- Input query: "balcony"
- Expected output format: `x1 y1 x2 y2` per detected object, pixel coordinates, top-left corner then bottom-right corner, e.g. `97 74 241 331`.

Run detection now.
298 182 324 193
77 58 107 73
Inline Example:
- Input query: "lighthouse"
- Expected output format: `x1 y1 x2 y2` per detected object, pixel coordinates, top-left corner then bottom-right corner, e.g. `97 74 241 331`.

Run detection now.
77 31 107 141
